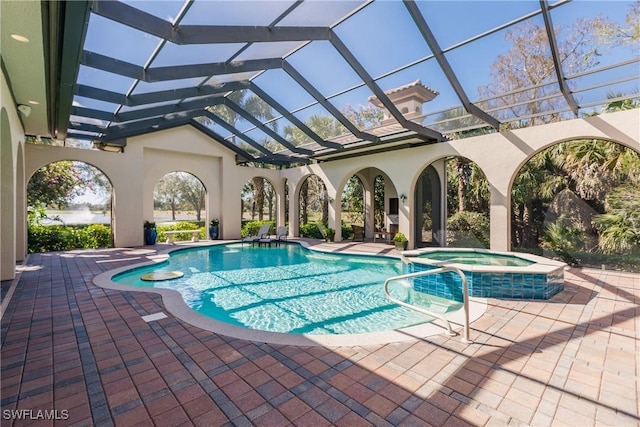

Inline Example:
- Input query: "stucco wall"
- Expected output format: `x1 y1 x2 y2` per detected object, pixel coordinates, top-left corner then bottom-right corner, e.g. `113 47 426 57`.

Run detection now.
14 107 640 258
1 69 27 280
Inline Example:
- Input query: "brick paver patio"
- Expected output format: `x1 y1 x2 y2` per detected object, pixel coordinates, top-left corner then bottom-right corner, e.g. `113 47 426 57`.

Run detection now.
1 242 638 426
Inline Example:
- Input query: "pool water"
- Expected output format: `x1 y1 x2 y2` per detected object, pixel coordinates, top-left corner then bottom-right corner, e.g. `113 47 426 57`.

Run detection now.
113 244 462 335
419 250 534 267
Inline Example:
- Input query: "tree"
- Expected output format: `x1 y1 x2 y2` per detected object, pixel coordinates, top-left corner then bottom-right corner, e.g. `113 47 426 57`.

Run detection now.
374 175 385 231
478 18 605 127
342 176 364 225
595 0 639 51
154 172 207 221
154 173 183 220
177 173 206 221
27 161 82 209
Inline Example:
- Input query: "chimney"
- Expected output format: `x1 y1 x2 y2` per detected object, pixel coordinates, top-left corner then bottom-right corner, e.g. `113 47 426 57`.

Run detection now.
368 80 438 125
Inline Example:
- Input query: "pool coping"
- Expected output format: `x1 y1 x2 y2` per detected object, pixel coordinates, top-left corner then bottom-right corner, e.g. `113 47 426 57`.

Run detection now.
402 247 567 274
93 240 487 347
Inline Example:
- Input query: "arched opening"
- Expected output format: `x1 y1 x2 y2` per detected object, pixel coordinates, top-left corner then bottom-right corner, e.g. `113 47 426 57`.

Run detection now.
16 142 26 261
336 168 397 242
373 175 386 233
511 139 640 269
284 178 290 225
241 176 277 236
154 171 206 223
341 175 365 239
414 165 442 247
1 108 15 279
152 171 207 243
298 174 328 238
446 156 490 248
414 157 490 248
26 160 113 253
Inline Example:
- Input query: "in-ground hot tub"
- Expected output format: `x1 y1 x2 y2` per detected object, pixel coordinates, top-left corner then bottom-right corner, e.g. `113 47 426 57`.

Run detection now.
402 248 566 300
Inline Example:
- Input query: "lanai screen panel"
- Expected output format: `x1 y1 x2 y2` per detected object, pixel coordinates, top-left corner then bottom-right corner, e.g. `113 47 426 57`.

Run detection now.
66 0 639 164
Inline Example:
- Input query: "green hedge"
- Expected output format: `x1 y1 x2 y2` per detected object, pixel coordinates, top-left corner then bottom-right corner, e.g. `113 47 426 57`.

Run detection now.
240 220 275 238
157 221 205 242
447 211 490 248
298 223 355 240
299 223 322 239
28 224 111 253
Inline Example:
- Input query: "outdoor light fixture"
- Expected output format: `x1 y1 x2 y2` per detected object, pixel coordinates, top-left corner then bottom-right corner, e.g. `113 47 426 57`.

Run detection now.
399 194 407 203
17 104 31 117
93 138 126 153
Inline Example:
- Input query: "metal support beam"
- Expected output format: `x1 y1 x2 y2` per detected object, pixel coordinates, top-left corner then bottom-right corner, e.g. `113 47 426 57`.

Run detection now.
83 112 197 137
92 0 330 44
249 83 342 150
117 96 225 123
203 111 277 158
188 120 262 162
329 32 444 142
81 51 282 82
76 81 249 108
283 61 380 144
539 0 579 116
54 1 92 140
75 84 127 105
72 96 225 124
404 1 501 130
223 99 315 156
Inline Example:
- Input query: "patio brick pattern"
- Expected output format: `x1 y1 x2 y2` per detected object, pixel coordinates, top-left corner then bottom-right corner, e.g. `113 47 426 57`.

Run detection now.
1 244 638 426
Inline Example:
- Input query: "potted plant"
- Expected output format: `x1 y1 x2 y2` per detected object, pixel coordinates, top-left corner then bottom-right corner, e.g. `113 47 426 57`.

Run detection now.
209 218 220 240
144 221 157 245
325 227 336 242
393 232 408 250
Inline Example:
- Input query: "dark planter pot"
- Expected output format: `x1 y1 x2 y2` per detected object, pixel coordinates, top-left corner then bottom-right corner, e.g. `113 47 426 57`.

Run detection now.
394 241 408 250
209 225 219 240
144 228 157 245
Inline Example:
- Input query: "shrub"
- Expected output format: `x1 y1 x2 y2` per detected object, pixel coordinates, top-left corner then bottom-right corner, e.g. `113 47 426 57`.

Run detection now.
299 223 323 239
28 224 111 253
541 218 584 265
447 211 489 248
241 220 275 238
393 232 408 242
341 224 354 240
157 221 205 242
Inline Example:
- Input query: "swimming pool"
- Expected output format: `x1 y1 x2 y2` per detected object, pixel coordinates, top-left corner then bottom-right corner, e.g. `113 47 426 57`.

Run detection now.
110 243 463 337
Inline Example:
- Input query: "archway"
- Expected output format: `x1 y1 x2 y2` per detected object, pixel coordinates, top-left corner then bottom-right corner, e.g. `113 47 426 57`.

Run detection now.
242 176 276 222
414 164 443 247
1 108 15 279
341 175 365 240
414 157 490 248
511 139 640 268
445 156 490 248
336 168 398 242
153 171 206 224
298 174 328 238
26 160 113 252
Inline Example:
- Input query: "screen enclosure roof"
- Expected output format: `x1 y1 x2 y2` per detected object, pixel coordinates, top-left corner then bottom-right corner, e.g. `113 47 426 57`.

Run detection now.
8 0 639 166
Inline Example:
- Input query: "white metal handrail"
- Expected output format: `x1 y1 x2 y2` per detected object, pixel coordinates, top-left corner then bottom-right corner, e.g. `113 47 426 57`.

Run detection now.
383 266 472 344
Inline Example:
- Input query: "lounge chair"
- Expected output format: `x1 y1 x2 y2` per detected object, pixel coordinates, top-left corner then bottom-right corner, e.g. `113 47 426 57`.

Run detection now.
275 225 288 246
242 224 271 245
316 222 329 240
352 224 364 242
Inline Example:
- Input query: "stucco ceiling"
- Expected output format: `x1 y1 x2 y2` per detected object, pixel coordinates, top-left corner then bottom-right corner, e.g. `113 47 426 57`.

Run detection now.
0 1 49 136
